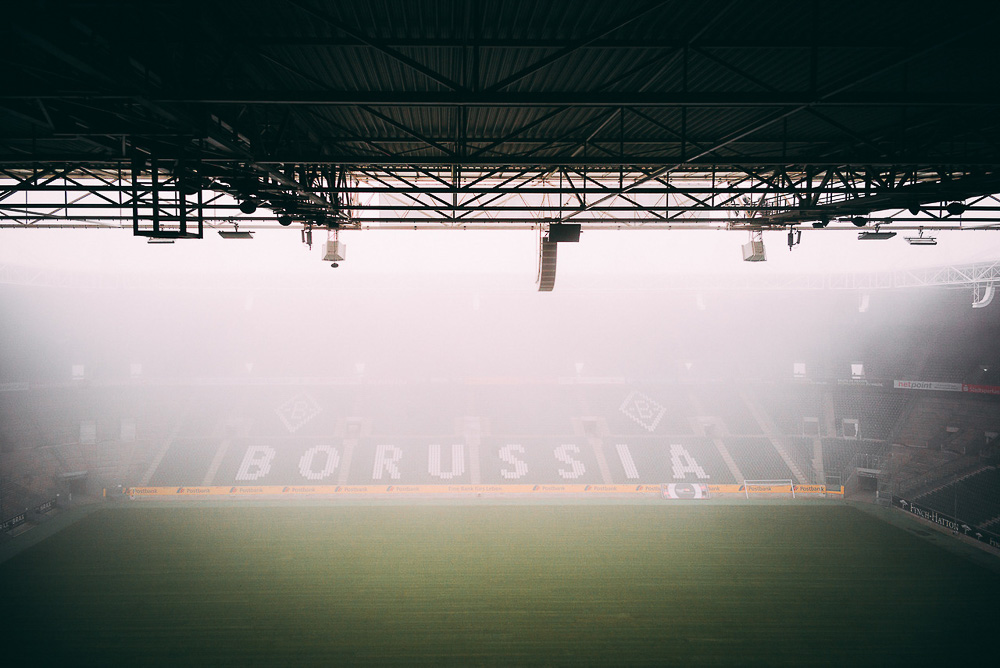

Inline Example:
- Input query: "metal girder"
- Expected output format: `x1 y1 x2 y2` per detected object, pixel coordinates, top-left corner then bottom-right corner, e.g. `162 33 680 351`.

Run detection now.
4 2 1000 235
4 154 998 168
281 0 467 93
485 0 675 93
2 166 999 230
6 92 995 108
7 24 350 230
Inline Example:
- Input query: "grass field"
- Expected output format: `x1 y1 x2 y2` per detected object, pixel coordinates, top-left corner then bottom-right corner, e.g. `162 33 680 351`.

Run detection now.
0 501 997 666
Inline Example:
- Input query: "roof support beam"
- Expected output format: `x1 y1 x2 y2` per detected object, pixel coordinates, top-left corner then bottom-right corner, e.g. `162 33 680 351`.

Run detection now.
281 0 467 92
9 92 995 108
485 0 673 92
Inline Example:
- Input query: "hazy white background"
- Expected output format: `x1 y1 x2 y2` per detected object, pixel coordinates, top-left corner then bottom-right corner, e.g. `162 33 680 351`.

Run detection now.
3 226 1000 287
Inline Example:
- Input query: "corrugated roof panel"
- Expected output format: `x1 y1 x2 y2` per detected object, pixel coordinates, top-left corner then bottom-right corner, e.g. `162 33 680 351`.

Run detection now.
466 106 579 142
481 0 636 41
3 0 998 179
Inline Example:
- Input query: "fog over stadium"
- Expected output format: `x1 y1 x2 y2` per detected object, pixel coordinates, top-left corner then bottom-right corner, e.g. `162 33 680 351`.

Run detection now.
3 226 1000 665
4 0 1000 664
4 226 1000 384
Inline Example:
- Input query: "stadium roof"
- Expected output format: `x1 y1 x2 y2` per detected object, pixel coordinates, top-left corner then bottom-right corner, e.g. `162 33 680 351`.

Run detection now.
2 0 1000 234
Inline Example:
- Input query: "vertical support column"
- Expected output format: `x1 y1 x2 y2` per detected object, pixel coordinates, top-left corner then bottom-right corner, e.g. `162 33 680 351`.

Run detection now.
131 157 140 236
178 184 187 237
196 187 204 238
150 157 160 235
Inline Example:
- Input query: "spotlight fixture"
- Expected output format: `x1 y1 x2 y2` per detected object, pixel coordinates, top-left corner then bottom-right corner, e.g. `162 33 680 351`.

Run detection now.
946 202 967 216
858 229 896 240
239 198 258 215
851 216 868 227
905 228 937 245
219 222 253 239
812 217 829 229
219 230 254 239
277 214 293 226
907 203 921 216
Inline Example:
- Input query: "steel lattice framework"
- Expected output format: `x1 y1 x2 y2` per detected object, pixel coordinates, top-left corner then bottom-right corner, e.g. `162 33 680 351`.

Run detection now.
2 1 1000 237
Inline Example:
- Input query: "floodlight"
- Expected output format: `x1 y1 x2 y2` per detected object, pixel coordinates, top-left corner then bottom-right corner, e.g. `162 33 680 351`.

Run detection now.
277 214 293 226
220 222 253 239
858 230 896 240
239 198 258 214
146 238 175 244
907 203 921 216
812 217 829 228
946 202 967 215
851 216 867 227
904 227 935 245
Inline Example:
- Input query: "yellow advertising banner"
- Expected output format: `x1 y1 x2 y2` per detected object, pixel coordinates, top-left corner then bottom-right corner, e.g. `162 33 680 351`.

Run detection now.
793 484 830 495
127 483 839 497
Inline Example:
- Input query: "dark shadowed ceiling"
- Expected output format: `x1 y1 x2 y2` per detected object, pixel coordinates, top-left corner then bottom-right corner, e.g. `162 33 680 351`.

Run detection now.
2 0 999 232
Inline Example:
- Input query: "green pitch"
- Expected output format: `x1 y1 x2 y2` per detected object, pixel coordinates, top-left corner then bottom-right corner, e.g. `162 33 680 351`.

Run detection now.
1 502 997 666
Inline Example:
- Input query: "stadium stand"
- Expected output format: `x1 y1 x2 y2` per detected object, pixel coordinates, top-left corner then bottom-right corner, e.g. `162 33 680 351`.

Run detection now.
757 385 824 437
691 387 763 435
894 395 1000 453
833 388 907 441
723 437 795 481
599 385 696 436
479 438 604 485
1 449 58 510
476 383 584 436
823 438 889 480
147 439 221 486
604 436 737 484
913 467 1000 528
2 372 996 509
783 437 820 482
365 383 472 437
3 276 1000 522
892 447 974 496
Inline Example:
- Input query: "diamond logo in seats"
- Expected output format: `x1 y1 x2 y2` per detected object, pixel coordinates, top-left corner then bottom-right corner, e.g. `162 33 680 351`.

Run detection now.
619 391 665 432
276 394 322 434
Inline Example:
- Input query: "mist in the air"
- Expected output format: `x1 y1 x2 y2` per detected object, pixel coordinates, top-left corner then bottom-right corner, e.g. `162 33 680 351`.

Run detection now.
2 226 998 386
